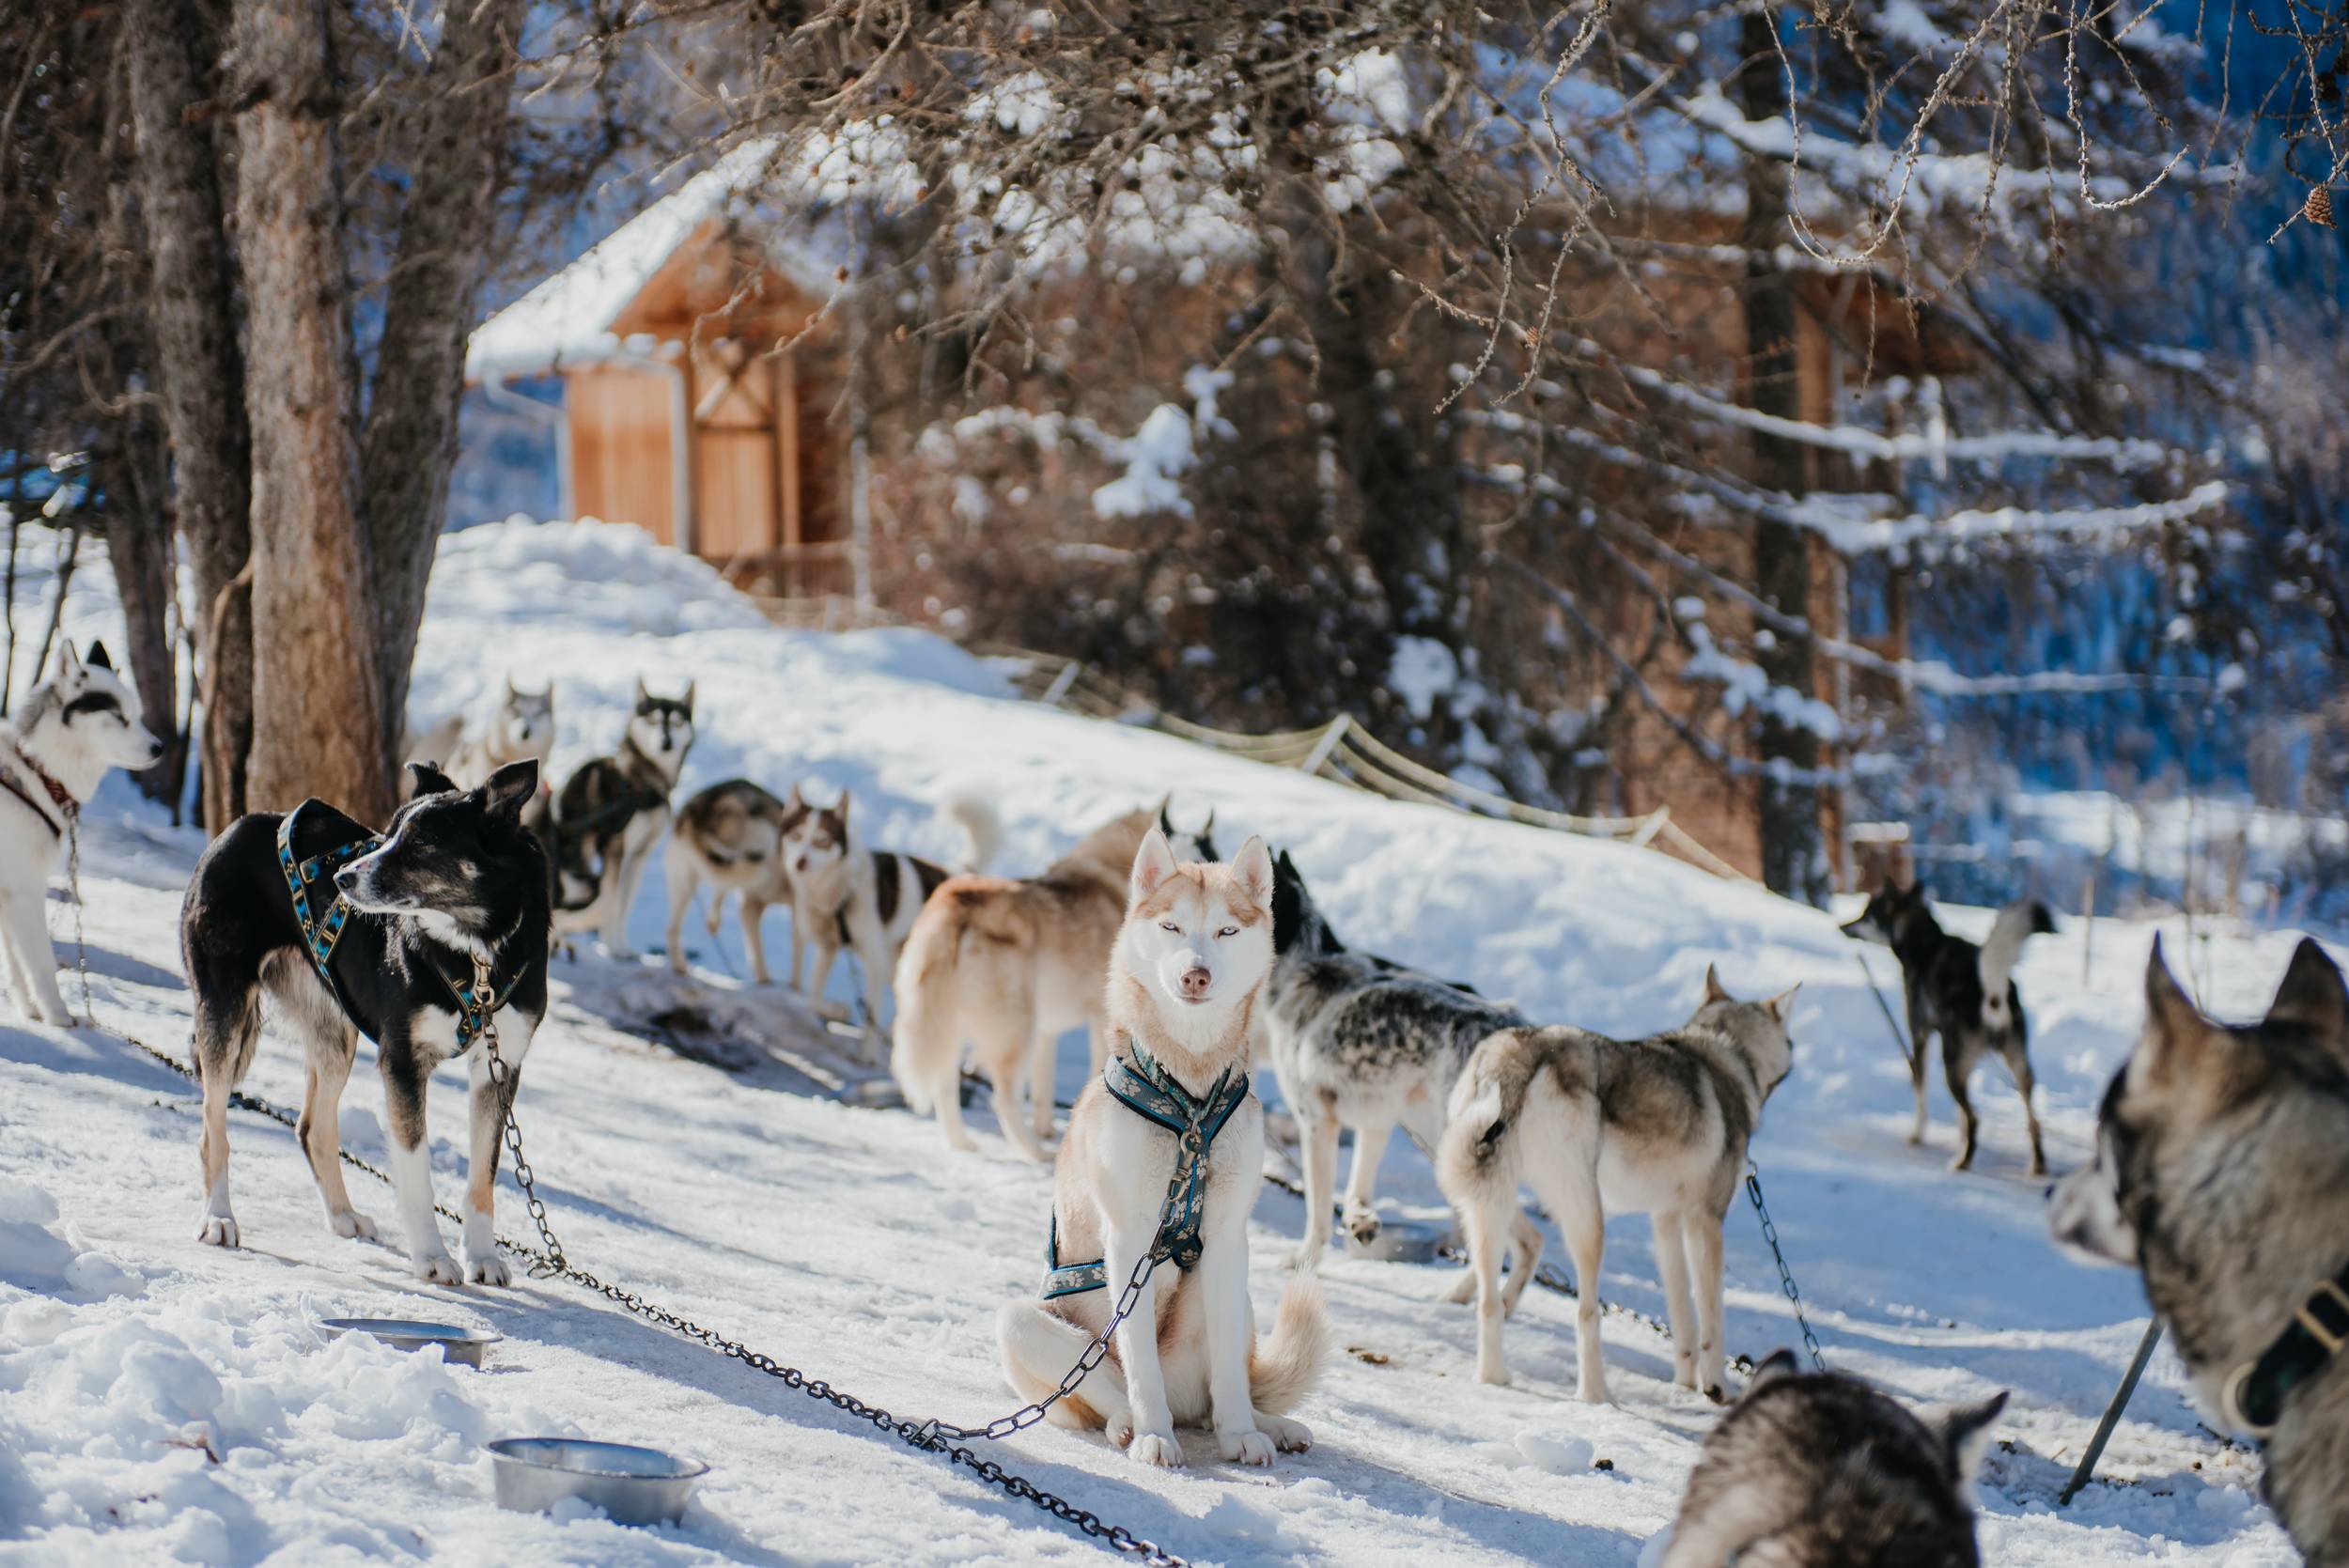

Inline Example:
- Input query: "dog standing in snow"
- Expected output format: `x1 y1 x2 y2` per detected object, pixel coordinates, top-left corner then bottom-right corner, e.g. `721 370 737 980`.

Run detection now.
443 677 556 790
179 761 549 1284
995 828 1328 1466
552 679 693 956
1843 882 2053 1173
1657 1349 2007 1568
0 641 163 1026
662 778 804 983
1438 968 1798 1400
891 800 1213 1158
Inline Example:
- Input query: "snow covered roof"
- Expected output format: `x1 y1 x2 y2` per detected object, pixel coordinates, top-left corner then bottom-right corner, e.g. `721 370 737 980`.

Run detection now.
466 140 843 381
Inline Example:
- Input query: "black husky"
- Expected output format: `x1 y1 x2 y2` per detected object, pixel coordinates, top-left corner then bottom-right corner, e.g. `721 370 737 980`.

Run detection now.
1843 882 2054 1174
179 760 549 1284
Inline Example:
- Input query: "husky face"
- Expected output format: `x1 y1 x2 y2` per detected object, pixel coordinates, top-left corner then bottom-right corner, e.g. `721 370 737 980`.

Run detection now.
1689 964 1802 1095
1122 829 1275 1013
1841 880 1926 948
784 792 849 881
338 760 541 939
625 679 695 765
31 641 163 777
494 679 554 751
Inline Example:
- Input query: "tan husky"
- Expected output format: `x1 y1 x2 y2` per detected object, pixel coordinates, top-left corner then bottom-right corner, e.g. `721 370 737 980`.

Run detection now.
890 800 1202 1159
1438 968 1798 1402
995 829 1329 1466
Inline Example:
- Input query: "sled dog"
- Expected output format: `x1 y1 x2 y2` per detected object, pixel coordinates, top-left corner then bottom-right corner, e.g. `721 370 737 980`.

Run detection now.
776 789 999 1033
661 779 805 983
0 642 163 1025
179 761 549 1284
2050 938 2349 1564
1438 968 1799 1400
1658 1349 2007 1568
551 680 694 955
995 828 1329 1466
1262 849 1544 1287
444 677 555 790
1843 882 2053 1173
890 801 1211 1159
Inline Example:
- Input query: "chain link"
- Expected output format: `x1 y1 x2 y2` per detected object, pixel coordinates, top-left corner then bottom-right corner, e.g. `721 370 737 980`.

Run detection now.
1745 1159 1828 1372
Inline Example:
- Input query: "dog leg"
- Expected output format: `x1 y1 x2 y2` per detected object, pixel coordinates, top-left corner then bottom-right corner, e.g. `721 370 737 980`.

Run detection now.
1198 1230 1272 1464
1294 1105 1341 1269
0 908 29 1016
1026 1025 1059 1141
741 896 772 986
1653 1208 1698 1390
860 939 894 1051
1341 1120 1392 1247
462 1048 516 1285
1560 1182 1611 1403
195 1050 240 1248
2004 1037 2047 1177
1465 1191 1514 1386
0 887 71 1026
381 1058 461 1285
1501 1209 1547 1318
1906 1007 1932 1146
299 1034 375 1241
607 820 661 959
998 1303 1125 1433
191 981 259 1248
805 938 841 1011
662 854 696 975
1105 1230 1180 1466
1688 1210 1729 1402
1946 1037 1982 1172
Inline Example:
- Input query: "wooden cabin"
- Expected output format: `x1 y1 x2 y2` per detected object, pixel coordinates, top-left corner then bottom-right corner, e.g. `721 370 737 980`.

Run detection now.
466 156 851 595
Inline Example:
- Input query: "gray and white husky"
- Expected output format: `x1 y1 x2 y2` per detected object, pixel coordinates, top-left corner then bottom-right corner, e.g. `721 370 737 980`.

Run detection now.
1261 849 1543 1284
1657 1349 2007 1568
662 778 804 984
445 677 555 790
1437 968 1798 1400
0 641 163 1024
2050 937 2349 1564
552 680 694 956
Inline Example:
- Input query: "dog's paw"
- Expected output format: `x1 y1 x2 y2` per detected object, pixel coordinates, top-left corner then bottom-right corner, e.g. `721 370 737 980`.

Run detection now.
1220 1429 1275 1467
1441 1271 1478 1306
1476 1362 1513 1388
32 998 74 1028
327 1209 377 1241
413 1251 463 1286
1258 1414 1313 1452
466 1250 512 1287
1105 1413 1135 1449
1949 1152 1975 1172
944 1131 979 1155
1574 1381 1614 1405
1128 1430 1184 1468
196 1214 240 1249
1344 1205 1381 1247
1703 1382 1729 1405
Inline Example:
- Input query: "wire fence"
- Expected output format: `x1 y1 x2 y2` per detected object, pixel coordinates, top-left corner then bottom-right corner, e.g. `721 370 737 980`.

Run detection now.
747 596 1754 885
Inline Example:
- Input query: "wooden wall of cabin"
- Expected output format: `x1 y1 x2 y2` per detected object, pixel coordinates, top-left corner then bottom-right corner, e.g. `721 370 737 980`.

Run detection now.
568 365 677 544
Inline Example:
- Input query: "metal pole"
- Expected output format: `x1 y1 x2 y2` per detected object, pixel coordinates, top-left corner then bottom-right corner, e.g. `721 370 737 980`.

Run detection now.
2059 1317 2165 1505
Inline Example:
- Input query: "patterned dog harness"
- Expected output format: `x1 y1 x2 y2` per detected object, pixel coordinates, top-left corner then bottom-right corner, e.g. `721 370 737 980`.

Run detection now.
276 799 517 1050
1041 1046 1252 1300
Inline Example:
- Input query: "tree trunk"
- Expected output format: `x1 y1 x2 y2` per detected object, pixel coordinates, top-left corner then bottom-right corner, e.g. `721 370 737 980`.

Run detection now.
1737 7 1828 904
230 0 388 822
125 0 254 834
106 422 190 814
358 0 525 780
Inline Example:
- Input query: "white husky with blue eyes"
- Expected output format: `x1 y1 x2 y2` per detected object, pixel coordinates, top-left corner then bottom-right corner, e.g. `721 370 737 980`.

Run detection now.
994 829 1330 1467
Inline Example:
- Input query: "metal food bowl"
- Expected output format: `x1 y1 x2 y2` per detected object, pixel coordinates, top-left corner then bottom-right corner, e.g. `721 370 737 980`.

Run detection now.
1343 1217 1452 1265
318 1317 501 1368
486 1437 709 1526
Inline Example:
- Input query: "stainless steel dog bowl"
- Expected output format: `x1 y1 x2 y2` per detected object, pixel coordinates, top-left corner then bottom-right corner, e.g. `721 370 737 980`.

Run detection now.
1344 1217 1452 1265
486 1437 709 1525
318 1317 501 1368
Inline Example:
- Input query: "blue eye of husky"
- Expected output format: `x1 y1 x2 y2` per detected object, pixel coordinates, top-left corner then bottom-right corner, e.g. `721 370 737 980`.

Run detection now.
1217 926 1238 939
1159 922 1181 934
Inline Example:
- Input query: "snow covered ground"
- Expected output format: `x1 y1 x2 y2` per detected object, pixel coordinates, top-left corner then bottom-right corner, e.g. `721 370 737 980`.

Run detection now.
0 519 2316 1564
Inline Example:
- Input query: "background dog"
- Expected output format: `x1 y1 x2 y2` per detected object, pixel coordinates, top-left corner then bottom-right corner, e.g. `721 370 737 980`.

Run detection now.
663 778 803 983
1658 1349 2007 1568
995 828 1327 1466
0 641 163 1025
1261 848 1542 1282
1843 883 2054 1174
2050 938 2349 1563
889 800 1208 1159
552 679 694 955
1439 968 1798 1400
445 677 555 790
179 760 548 1284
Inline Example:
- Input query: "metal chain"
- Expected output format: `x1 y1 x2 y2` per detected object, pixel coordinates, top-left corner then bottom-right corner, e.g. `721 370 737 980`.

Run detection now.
1745 1159 1828 1372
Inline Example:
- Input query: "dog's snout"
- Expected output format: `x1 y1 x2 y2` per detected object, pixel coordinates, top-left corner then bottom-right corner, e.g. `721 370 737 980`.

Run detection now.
1178 966 1212 999
334 865 361 893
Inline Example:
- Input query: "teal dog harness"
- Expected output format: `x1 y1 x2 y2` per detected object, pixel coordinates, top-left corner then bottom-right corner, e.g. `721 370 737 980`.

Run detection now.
1041 1046 1252 1300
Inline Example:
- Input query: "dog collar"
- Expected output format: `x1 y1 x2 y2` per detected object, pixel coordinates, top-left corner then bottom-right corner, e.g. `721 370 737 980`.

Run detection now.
0 744 73 837
2221 1265 2349 1438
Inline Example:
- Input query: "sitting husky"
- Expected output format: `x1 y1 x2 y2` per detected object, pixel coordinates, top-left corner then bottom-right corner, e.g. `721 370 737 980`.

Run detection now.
891 800 1210 1159
662 779 803 984
1843 881 2054 1174
1438 968 1798 1400
1658 1349 2007 1568
552 680 694 956
995 828 1328 1466
2051 938 2349 1563
778 789 998 1034
1261 849 1543 1286
179 760 548 1284
0 642 163 1025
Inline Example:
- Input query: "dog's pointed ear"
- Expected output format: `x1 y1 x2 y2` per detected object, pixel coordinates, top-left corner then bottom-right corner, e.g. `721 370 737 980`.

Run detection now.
1159 801 1176 837
1232 835 1273 908
1745 1348 1800 1396
1935 1389 2009 1480
1766 982 1801 1022
506 673 522 698
633 675 650 706
681 679 696 714
1703 964 1731 1005
54 640 82 678
2264 938 2348 1044
86 640 113 672
787 783 804 810
1202 807 1215 833
406 759 459 798
1130 827 1178 902
834 789 850 825
481 758 539 821
2138 936 2218 1085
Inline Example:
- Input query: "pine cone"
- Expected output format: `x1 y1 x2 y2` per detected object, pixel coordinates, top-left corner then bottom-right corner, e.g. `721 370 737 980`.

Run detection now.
2308 186 2337 229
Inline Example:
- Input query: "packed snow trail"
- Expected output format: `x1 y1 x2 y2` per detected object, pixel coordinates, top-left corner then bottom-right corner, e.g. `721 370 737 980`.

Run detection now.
0 520 2308 1564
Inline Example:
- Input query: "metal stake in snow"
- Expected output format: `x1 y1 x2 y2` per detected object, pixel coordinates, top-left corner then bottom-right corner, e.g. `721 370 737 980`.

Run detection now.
2059 1317 2165 1506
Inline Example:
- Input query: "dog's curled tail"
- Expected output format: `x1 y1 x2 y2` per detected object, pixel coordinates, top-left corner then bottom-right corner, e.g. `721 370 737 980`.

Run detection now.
941 794 1002 874
1978 898 2056 1032
888 905 960 1114
1247 1274 1333 1416
1435 1029 1539 1199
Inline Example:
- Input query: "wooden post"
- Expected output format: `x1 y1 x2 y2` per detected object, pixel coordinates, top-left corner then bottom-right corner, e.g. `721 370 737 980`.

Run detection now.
776 350 801 594
1300 716 1351 777
2060 1318 2164 1505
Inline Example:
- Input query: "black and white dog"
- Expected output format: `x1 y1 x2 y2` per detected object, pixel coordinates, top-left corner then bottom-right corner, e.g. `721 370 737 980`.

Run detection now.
179 760 549 1285
552 680 694 957
1843 882 2054 1174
